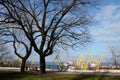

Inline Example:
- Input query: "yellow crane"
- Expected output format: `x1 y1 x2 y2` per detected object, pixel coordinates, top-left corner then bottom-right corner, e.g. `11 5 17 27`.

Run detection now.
31 58 34 66
87 53 102 70
76 53 103 70
53 55 63 71
87 53 95 63
95 54 102 70
76 54 88 70
76 54 84 69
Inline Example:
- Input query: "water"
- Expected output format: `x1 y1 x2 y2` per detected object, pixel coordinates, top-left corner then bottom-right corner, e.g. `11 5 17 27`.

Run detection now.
34 62 58 69
46 62 58 69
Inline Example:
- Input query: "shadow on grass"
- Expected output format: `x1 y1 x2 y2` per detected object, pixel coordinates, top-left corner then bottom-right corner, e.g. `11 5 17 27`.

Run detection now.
72 72 120 80
0 71 120 80
0 72 33 80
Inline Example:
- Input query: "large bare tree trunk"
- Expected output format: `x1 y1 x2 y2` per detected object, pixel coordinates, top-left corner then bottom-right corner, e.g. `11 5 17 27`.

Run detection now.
40 55 46 73
21 59 26 72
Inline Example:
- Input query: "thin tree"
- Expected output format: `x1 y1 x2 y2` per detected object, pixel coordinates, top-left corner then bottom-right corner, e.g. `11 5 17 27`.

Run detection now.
0 43 8 66
0 43 13 67
0 0 100 73
109 46 120 69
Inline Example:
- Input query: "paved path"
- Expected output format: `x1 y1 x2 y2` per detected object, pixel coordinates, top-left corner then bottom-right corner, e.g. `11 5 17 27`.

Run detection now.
0 67 20 71
47 69 120 76
54 71 120 76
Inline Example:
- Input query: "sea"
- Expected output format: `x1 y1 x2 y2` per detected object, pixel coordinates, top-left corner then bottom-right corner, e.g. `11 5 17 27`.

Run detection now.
34 62 59 69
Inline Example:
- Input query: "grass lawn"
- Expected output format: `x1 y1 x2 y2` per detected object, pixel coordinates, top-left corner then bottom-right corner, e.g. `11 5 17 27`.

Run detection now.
0 71 120 80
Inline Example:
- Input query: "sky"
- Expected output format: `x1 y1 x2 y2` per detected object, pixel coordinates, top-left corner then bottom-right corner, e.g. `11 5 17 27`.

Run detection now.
90 0 120 58
28 0 120 63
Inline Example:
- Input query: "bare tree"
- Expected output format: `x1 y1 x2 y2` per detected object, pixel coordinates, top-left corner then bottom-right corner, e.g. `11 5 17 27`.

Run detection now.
0 0 100 73
109 46 120 69
0 43 7 66
0 27 32 72
0 43 13 67
12 31 32 72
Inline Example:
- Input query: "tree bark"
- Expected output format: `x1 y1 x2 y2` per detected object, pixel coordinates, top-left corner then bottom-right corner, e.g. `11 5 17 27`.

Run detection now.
21 59 26 72
40 55 46 73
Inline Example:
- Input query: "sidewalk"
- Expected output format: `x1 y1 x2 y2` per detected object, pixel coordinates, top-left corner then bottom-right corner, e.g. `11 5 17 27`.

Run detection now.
0 67 20 71
54 70 120 76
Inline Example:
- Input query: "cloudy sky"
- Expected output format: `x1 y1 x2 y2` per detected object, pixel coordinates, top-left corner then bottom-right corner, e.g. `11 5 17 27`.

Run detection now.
87 0 120 61
30 0 120 62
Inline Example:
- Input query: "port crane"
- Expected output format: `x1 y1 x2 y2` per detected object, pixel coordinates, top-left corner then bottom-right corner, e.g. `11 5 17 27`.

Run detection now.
53 55 63 71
